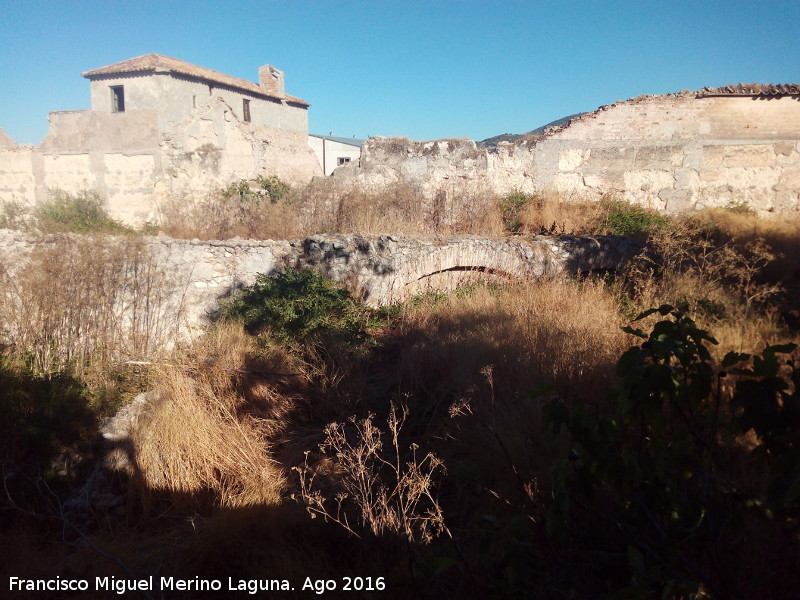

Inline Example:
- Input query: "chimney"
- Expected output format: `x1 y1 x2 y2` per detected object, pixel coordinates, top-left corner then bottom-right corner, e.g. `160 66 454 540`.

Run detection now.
259 65 284 96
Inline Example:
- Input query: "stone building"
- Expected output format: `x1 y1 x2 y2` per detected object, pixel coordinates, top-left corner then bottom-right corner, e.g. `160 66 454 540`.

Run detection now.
0 54 322 224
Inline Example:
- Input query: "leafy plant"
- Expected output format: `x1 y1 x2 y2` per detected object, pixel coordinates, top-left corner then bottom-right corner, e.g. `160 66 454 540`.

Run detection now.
544 305 799 598
255 175 291 203
218 269 378 358
498 192 529 233
601 198 669 238
222 175 291 205
0 199 30 229
34 189 130 234
221 179 256 204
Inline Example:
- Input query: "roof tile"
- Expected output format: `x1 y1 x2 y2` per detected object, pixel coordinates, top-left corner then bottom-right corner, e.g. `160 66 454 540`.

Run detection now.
81 53 309 106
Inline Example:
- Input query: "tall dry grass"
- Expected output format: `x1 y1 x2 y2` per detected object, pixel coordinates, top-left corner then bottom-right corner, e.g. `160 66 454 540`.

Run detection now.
157 177 512 239
130 323 295 513
515 189 612 235
378 280 631 522
0 234 185 375
157 191 305 240
621 210 798 356
395 279 629 403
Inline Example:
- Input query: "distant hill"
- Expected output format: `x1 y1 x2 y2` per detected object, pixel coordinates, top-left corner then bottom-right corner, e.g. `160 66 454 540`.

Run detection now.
478 112 585 147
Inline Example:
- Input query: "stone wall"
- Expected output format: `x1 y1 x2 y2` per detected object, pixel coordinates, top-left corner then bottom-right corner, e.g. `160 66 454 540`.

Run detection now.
0 77 321 226
333 91 800 215
0 229 640 342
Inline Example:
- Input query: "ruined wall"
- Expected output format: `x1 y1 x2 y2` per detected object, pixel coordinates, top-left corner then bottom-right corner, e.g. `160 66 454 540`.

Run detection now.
535 94 800 213
0 127 18 150
0 97 321 224
334 92 800 215
0 228 640 341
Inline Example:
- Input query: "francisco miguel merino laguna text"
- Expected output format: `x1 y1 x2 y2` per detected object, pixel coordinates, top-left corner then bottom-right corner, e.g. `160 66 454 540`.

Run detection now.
9 576 293 594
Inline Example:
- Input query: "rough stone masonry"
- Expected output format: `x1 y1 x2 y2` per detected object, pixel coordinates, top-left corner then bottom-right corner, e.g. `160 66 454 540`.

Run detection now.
0 228 641 342
333 85 800 217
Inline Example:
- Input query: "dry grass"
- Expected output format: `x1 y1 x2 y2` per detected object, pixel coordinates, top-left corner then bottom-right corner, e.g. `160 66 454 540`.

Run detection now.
157 177 512 239
129 323 295 512
0 234 185 375
516 190 611 235
5 186 798 597
395 279 629 403
294 403 447 544
379 280 631 521
157 191 305 240
295 177 508 236
621 211 797 357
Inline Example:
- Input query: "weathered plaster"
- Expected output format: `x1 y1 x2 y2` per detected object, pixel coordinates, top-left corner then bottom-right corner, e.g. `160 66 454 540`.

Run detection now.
0 60 321 225
334 93 800 216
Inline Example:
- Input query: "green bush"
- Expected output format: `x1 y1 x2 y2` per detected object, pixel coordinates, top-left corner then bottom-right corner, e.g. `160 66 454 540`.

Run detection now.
498 192 529 233
218 269 380 359
544 305 799 597
222 175 292 205
602 199 669 238
256 175 291 203
34 189 129 234
0 200 29 230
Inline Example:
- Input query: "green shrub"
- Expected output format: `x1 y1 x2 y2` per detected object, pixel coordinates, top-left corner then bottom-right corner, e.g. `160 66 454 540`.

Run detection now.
222 175 292 205
498 192 529 233
544 305 799 597
34 189 129 234
256 175 291 203
0 200 30 230
602 199 669 238
218 269 380 360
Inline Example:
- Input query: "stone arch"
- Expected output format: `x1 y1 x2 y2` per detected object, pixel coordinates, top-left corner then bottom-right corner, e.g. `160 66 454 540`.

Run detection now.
382 239 561 303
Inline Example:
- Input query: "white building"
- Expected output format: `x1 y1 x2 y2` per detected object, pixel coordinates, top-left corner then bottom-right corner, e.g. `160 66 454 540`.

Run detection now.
308 134 365 176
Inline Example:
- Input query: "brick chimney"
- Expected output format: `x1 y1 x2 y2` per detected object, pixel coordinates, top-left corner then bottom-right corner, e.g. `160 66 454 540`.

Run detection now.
259 65 284 96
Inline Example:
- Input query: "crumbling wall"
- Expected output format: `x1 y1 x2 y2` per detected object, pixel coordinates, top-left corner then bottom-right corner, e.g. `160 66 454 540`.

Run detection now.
334 92 800 215
0 98 321 225
0 229 641 341
332 137 531 224
0 127 18 150
535 94 800 213
0 128 36 206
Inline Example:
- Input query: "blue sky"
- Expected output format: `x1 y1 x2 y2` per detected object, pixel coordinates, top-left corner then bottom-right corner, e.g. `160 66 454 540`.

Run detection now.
1 0 797 145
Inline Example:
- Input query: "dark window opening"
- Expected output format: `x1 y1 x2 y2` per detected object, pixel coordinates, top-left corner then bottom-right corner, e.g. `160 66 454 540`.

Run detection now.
111 86 125 113
337 157 351 166
243 99 251 123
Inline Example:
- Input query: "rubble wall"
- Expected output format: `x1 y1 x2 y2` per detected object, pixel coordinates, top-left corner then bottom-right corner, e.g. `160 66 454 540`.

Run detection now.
0 229 641 342
334 93 800 215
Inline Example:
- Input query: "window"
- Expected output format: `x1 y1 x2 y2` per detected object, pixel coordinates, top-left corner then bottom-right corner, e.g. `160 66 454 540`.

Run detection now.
243 99 251 123
110 86 125 113
337 157 351 166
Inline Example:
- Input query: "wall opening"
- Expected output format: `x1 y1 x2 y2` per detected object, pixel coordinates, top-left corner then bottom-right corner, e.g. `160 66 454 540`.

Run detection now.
110 86 125 113
243 99 251 123
337 157 351 166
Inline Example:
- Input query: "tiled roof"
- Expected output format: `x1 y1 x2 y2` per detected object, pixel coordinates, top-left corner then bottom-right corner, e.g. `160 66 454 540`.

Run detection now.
81 54 309 106
697 83 800 97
